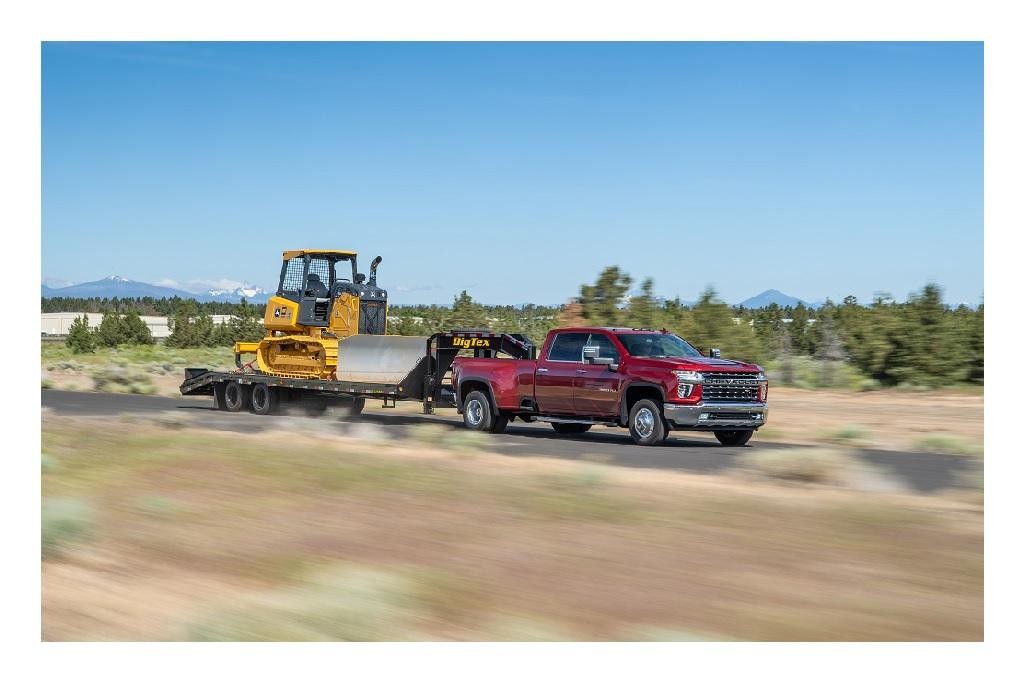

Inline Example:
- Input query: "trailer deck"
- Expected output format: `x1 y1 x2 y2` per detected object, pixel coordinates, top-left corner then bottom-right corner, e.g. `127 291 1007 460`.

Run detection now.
180 330 536 414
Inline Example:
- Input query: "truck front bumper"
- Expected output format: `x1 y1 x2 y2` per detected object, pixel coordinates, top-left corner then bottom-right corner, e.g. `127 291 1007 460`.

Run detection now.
663 401 768 430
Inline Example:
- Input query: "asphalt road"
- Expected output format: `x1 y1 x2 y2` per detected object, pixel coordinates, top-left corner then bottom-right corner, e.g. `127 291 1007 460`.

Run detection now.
42 390 977 493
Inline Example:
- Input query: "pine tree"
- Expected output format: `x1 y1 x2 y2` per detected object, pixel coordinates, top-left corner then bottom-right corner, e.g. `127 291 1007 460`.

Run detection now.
66 314 95 354
579 267 632 326
123 310 154 345
96 312 129 347
681 287 762 363
625 278 659 329
229 298 265 344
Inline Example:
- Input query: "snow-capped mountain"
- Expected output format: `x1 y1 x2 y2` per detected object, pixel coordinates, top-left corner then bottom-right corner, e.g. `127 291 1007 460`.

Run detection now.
203 286 271 303
41 275 271 303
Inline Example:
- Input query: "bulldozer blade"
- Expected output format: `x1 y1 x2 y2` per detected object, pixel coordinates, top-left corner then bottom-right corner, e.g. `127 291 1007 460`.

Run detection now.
336 335 430 384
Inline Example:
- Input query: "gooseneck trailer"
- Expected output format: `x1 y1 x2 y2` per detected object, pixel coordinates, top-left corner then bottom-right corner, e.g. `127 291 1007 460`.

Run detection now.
179 330 536 416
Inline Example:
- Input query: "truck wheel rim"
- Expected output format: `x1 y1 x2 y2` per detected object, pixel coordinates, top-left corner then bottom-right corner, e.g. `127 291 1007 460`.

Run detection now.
634 407 655 438
466 399 483 426
253 388 266 410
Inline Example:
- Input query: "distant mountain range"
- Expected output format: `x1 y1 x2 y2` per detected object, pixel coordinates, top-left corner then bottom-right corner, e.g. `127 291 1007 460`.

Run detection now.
41 276 835 310
41 275 271 303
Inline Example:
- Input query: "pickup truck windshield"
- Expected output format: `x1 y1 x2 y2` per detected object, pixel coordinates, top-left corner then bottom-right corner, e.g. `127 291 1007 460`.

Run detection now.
615 333 702 358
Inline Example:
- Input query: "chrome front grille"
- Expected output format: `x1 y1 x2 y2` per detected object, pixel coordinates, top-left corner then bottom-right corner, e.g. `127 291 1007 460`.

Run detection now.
702 372 763 402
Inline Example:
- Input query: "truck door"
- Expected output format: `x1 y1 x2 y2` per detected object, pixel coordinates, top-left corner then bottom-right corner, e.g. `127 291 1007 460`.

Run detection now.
535 332 588 414
573 332 622 416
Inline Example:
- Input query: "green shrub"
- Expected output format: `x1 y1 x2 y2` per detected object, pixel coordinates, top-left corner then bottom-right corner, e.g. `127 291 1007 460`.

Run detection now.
42 498 94 559
186 564 435 641
916 435 983 457
41 453 58 473
818 424 871 446
739 448 856 485
90 365 156 394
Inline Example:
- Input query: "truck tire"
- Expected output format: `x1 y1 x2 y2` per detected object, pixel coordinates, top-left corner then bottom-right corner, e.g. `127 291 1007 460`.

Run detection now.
250 383 280 416
551 423 591 435
223 381 249 413
463 390 508 434
715 430 754 447
628 399 668 446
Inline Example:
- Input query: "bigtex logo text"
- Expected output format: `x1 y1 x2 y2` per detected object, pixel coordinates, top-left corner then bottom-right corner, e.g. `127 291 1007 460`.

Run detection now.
452 337 491 348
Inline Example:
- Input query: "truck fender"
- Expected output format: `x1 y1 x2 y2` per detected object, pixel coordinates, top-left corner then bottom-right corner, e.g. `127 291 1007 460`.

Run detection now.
456 375 499 414
619 381 667 425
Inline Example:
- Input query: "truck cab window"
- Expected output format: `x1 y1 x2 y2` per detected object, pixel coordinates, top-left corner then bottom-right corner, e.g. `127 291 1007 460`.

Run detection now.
547 332 590 362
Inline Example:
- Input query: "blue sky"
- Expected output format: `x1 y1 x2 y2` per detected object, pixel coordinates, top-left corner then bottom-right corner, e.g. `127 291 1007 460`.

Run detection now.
42 42 983 305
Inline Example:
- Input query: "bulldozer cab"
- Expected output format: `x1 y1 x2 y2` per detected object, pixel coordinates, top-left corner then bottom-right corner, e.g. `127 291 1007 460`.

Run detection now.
277 250 359 327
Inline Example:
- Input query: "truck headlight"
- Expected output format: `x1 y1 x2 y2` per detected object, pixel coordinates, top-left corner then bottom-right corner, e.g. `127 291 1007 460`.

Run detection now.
674 370 703 399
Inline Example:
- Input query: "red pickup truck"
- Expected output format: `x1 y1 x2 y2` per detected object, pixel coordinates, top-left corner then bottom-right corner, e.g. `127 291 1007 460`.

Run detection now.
451 326 768 446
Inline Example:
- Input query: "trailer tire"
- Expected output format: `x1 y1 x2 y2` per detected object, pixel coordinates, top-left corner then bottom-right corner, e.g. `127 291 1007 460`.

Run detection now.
223 381 249 413
714 430 754 447
303 397 328 417
250 384 280 416
628 399 668 446
551 423 591 435
347 397 366 418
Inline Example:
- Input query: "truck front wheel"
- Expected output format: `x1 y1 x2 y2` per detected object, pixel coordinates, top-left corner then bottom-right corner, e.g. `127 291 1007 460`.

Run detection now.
628 399 668 446
715 430 754 447
463 390 508 434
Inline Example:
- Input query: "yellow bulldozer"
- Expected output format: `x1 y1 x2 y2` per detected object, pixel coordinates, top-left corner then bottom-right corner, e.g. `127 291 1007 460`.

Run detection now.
235 249 391 379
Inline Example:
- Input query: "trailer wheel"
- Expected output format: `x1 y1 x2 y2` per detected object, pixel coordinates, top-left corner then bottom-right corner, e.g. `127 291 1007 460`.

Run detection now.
223 381 250 413
628 399 668 446
303 397 328 417
463 390 507 433
250 384 280 416
551 423 591 435
347 397 366 418
714 430 754 447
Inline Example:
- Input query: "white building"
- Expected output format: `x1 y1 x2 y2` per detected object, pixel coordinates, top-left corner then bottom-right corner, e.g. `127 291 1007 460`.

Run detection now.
41 313 235 339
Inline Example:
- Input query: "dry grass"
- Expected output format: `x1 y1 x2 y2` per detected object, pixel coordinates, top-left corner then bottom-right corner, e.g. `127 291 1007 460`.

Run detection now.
41 415 983 641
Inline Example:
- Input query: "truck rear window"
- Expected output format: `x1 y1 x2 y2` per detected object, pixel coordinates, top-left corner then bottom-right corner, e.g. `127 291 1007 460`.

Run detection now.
547 332 589 361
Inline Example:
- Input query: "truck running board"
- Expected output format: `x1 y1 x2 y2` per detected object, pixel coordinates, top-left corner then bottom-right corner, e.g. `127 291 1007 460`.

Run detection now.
533 416 618 427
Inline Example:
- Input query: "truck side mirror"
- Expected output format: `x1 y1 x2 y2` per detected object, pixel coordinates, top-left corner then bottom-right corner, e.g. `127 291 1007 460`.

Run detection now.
710 348 721 358
583 345 617 370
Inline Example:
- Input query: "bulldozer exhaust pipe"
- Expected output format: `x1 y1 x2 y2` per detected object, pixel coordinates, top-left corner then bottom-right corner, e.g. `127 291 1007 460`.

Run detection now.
369 255 382 286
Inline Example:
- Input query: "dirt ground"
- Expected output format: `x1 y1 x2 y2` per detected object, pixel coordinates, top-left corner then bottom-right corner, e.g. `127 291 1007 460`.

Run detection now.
755 387 983 452
42 415 983 641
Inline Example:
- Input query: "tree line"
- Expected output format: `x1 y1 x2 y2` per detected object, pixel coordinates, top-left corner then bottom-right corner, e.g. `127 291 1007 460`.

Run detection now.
43 296 262 317
55 271 983 388
63 299 266 352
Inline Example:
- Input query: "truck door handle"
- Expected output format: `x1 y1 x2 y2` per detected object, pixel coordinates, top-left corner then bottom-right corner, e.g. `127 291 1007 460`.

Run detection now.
576 369 587 374
537 368 549 373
